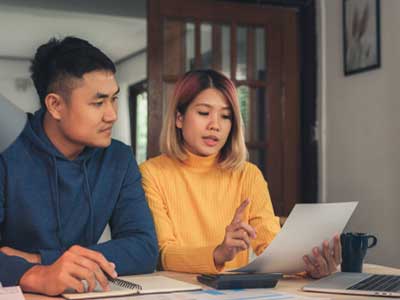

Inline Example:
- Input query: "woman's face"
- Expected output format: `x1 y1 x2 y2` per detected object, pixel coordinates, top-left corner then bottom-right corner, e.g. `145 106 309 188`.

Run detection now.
176 88 233 157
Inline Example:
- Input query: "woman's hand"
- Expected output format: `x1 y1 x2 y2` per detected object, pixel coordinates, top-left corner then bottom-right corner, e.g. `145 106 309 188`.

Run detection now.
303 234 342 279
213 199 257 269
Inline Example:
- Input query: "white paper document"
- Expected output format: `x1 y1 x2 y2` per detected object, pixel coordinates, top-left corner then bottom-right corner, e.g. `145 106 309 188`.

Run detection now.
0 286 25 300
129 289 329 300
233 202 358 274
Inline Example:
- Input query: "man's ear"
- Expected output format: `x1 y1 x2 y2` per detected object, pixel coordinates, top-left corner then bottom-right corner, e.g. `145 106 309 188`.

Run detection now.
45 93 64 120
175 111 184 129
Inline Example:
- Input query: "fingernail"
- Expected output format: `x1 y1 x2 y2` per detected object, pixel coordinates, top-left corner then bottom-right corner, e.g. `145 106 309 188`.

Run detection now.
113 271 118 278
110 262 116 268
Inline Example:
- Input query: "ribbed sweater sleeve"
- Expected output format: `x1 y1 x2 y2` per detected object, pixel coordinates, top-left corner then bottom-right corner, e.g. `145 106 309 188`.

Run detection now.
140 163 219 273
245 165 281 255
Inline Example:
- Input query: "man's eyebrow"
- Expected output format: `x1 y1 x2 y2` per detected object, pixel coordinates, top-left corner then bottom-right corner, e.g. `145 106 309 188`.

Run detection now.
95 87 120 99
113 87 120 96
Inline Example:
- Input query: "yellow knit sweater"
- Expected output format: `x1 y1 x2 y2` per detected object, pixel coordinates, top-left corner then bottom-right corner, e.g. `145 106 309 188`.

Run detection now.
140 152 280 273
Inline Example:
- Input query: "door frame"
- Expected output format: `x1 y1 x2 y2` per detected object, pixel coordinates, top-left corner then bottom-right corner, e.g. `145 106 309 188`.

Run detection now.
147 0 318 210
219 0 318 204
128 79 148 157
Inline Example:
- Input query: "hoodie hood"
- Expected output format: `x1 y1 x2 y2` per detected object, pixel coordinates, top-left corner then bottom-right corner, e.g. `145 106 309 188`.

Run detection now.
24 107 97 161
22 108 97 249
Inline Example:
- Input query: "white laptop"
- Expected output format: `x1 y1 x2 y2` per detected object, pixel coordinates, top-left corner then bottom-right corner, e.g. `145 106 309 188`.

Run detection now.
303 272 400 297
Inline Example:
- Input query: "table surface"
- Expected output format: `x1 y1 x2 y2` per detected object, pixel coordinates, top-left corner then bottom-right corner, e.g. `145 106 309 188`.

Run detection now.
24 264 400 300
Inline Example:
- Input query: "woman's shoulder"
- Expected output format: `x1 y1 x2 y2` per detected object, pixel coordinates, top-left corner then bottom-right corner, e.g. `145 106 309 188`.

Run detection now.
238 161 263 176
140 154 177 173
236 161 266 184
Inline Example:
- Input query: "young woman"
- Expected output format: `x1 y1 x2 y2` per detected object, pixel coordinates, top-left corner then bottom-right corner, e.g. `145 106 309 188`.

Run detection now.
140 69 340 278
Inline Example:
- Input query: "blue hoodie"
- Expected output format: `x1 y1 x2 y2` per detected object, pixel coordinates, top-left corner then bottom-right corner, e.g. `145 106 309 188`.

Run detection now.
0 108 158 286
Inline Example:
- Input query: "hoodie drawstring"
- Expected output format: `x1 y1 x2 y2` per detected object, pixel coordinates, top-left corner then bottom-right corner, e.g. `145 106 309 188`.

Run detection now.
82 161 95 244
27 108 96 249
49 156 95 248
50 156 64 249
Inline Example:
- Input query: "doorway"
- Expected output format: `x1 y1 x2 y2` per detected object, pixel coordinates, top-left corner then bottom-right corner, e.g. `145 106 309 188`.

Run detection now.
128 80 148 164
147 0 311 216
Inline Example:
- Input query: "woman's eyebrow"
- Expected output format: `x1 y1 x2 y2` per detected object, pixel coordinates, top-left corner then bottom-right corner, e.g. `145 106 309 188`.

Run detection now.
194 103 231 110
194 103 212 108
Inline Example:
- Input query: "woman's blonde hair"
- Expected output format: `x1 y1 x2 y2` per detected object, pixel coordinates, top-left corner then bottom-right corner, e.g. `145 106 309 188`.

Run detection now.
160 69 247 170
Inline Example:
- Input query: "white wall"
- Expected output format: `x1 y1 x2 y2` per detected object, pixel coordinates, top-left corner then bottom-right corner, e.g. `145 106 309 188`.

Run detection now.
0 59 39 112
113 51 147 145
318 0 400 268
116 51 146 84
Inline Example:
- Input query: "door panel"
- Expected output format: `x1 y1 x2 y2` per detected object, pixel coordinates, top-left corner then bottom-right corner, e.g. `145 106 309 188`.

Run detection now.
148 0 300 216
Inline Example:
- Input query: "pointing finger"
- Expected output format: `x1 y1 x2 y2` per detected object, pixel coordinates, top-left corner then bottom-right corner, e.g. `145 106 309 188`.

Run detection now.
231 199 250 224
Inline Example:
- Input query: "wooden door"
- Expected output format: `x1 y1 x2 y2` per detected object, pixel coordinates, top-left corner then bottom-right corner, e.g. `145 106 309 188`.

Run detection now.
147 0 300 216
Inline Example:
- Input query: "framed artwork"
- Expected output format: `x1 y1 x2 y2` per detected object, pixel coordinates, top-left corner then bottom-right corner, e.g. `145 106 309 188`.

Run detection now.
343 0 381 75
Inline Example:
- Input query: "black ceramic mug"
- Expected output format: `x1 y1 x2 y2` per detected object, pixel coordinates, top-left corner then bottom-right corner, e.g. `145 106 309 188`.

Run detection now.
340 232 377 273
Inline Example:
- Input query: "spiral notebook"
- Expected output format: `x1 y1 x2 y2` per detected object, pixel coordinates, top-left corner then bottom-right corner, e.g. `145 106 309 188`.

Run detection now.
62 275 202 299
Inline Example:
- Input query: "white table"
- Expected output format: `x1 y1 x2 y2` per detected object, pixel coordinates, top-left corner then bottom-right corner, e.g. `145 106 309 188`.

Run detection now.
24 264 400 300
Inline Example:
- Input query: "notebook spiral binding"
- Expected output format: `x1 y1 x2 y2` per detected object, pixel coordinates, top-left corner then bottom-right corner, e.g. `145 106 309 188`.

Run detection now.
108 277 142 292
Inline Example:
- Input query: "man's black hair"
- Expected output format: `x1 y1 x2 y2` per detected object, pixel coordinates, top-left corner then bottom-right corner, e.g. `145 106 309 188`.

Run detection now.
30 36 116 108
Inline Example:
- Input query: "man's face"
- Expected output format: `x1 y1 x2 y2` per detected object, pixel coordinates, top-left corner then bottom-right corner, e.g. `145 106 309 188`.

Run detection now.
58 70 119 149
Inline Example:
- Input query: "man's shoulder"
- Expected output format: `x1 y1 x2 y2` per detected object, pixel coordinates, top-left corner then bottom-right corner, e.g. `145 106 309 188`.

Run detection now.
93 140 137 172
103 139 133 158
108 139 131 150
0 130 31 160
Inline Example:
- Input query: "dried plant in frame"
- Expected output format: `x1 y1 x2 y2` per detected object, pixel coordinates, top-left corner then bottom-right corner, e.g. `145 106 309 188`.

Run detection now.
343 0 381 75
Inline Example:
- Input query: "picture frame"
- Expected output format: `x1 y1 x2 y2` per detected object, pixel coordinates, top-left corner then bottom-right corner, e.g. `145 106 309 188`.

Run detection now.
343 0 381 76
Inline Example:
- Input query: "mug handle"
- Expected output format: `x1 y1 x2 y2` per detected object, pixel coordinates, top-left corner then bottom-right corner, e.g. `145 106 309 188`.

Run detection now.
367 235 378 248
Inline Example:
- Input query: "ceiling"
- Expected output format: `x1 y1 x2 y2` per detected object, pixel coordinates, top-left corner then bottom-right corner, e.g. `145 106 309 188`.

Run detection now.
0 0 146 18
0 1 147 62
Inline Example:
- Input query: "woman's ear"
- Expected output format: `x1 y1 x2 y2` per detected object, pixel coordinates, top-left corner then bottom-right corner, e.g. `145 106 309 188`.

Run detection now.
175 111 183 129
45 93 64 121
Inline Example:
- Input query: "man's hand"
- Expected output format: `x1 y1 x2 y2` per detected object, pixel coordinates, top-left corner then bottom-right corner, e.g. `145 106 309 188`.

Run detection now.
213 199 256 269
303 234 342 279
19 245 117 296
0 246 41 264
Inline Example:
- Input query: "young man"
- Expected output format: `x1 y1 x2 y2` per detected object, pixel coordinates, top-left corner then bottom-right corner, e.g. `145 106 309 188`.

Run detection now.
0 37 158 295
